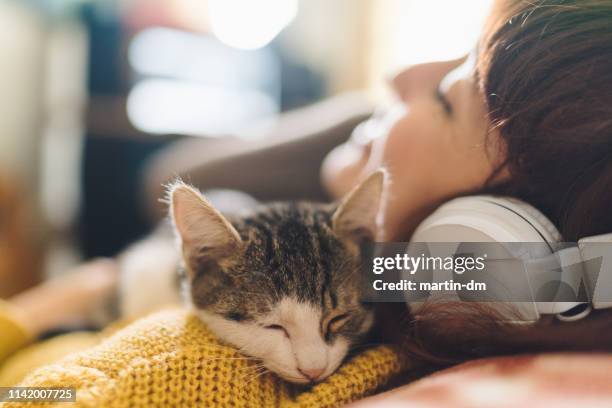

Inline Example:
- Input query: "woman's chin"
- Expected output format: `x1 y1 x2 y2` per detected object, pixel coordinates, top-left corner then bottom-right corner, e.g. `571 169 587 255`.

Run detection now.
321 142 371 199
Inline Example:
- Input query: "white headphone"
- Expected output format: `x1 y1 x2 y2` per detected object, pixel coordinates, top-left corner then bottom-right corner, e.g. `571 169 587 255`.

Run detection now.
408 196 612 322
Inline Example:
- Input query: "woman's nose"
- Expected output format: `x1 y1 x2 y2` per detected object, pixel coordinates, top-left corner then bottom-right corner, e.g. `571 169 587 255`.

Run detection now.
389 56 467 101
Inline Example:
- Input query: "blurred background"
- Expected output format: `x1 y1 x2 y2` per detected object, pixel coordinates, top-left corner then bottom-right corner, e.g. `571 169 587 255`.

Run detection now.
0 0 492 296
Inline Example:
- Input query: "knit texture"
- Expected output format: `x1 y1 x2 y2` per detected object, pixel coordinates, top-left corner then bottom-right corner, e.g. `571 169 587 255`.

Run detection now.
4 309 405 408
0 331 100 387
0 300 32 364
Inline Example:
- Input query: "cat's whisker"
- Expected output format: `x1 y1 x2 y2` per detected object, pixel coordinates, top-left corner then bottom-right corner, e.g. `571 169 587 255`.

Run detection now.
192 341 261 361
235 363 266 373
240 366 268 383
336 257 351 274
238 370 265 381
243 367 270 386
337 272 353 289
237 367 265 378
199 356 261 362
238 365 265 373
237 369 265 383
336 260 358 288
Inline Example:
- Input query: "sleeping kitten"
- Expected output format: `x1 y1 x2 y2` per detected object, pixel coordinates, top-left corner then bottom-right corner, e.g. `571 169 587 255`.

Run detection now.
122 170 386 384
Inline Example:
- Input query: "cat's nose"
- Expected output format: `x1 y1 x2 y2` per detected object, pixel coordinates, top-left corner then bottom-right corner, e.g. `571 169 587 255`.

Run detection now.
298 366 326 382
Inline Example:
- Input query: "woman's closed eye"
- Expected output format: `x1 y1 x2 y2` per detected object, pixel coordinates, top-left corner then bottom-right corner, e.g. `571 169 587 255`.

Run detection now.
435 87 453 115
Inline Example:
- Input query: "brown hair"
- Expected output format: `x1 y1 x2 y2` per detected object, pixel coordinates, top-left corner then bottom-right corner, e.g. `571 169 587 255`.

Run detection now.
480 0 612 241
401 0 612 370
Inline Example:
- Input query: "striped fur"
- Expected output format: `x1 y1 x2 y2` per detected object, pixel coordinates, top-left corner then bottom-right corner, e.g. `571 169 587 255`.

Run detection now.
170 171 385 383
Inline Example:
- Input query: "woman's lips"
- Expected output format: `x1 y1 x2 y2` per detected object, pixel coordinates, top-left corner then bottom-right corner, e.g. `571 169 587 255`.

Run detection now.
349 104 407 148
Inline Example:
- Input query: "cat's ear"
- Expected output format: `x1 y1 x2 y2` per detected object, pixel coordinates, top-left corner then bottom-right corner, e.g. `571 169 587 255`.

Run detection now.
169 182 242 273
332 169 386 242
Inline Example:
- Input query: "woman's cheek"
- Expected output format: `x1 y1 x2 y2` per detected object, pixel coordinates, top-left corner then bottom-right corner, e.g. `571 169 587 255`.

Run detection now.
374 113 444 179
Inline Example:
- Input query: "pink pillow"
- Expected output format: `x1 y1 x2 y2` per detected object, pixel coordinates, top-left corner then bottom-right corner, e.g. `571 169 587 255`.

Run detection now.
349 354 612 408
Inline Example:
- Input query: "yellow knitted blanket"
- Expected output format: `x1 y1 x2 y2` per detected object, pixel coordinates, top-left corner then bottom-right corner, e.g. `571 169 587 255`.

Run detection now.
3 309 405 407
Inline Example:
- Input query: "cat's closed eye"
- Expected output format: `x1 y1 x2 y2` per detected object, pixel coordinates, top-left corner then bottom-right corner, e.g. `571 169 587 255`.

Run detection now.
265 324 290 338
325 313 350 339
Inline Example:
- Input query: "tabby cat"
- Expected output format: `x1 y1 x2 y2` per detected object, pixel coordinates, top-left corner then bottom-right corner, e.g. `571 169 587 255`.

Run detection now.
123 170 386 384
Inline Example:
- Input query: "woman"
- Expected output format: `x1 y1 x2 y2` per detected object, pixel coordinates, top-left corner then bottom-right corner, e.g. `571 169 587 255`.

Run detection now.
2 0 612 404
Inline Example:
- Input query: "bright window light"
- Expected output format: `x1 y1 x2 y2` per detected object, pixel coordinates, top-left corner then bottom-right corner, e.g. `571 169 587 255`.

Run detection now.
208 0 298 50
395 0 494 66
126 27 281 137
127 79 277 136
128 27 278 85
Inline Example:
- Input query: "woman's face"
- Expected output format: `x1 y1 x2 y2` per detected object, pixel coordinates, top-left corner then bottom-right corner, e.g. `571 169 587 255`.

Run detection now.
322 55 505 240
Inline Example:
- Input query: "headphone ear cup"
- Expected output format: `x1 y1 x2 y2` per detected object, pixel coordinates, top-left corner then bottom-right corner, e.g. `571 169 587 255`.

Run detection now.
409 195 564 322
